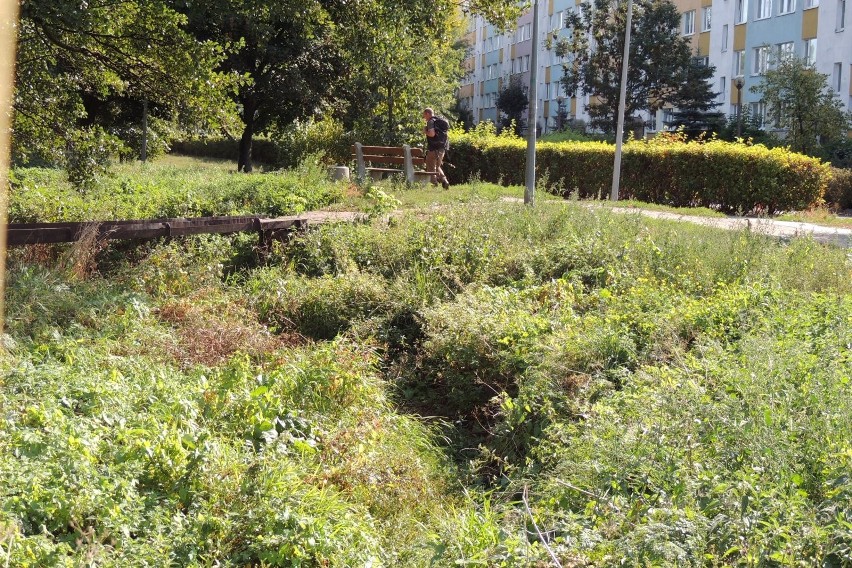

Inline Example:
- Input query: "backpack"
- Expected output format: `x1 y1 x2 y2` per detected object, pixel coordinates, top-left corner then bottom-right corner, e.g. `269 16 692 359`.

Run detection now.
431 116 450 150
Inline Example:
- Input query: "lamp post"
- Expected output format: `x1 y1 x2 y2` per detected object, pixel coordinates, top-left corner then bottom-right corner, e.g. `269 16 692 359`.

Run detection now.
556 95 565 130
735 77 744 138
525 0 541 205
611 0 634 202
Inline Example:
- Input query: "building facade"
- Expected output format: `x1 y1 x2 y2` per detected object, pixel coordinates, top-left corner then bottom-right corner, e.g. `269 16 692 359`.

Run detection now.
458 0 852 134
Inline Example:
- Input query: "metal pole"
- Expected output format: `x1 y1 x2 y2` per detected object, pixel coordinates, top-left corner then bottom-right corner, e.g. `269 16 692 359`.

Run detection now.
736 80 743 137
525 0 541 205
610 0 633 201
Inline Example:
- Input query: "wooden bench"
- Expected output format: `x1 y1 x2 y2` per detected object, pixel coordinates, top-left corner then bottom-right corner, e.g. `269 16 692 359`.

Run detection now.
351 143 436 183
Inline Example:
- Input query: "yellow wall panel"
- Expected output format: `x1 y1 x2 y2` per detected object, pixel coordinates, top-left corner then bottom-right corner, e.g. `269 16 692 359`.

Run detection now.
545 67 551 83
571 97 577 115
733 24 746 50
698 32 710 55
730 79 745 104
802 8 818 38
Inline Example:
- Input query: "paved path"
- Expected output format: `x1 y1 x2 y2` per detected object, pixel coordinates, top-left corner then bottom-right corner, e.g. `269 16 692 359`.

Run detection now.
606 207 852 248
303 202 852 249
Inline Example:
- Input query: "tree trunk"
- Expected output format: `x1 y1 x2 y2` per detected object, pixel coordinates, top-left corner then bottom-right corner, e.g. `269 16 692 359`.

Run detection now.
387 84 394 144
238 126 253 173
238 98 256 173
140 99 148 162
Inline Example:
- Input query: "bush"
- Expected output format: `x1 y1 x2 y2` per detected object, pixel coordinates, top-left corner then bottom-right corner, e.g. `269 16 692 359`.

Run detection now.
825 166 852 210
8 158 344 223
172 119 353 170
447 133 830 213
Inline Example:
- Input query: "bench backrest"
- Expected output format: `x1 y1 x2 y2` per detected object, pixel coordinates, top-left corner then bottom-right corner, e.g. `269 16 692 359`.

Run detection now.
350 145 426 166
351 143 428 182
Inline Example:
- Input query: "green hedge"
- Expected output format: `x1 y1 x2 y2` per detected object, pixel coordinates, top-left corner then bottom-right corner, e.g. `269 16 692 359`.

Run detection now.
825 166 852 210
447 136 830 213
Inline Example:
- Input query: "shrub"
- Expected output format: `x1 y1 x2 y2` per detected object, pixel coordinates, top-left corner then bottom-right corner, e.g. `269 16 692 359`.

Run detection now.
825 166 852 210
448 133 830 213
8 158 344 223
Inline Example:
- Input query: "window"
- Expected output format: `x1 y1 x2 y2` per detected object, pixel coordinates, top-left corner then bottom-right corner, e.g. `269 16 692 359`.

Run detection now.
749 101 767 127
756 0 772 19
736 0 748 22
522 55 530 72
834 62 842 91
777 42 795 61
838 0 846 30
722 24 729 51
551 11 564 31
699 56 710 66
734 49 746 76
805 0 818 8
753 45 770 74
804 38 817 65
779 0 795 13
662 108 674 128
702 6 712 30
683 10 696 34
720 76 727 102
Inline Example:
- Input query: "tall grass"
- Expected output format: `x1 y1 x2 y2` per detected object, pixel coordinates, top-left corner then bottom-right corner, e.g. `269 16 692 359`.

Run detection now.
3 199 851 565
8 157 344 222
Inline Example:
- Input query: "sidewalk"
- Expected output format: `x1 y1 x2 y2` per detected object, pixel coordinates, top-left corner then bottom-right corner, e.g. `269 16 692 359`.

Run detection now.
608 207 852 248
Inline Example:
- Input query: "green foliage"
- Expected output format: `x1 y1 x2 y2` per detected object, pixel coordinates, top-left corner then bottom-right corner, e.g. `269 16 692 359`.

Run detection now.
495 76 529 135
8 158 344 222
557 0 700 133
752 56 852 157
5 195 852 565
825 166 852 210
14 0 235 184
448 132 830 213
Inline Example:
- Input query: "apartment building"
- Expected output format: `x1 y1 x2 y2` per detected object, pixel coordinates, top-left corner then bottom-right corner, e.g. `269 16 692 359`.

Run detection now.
458 0 852 134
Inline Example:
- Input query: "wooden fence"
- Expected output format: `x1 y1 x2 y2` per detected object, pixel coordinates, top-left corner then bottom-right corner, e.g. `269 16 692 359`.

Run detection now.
6 215 314 246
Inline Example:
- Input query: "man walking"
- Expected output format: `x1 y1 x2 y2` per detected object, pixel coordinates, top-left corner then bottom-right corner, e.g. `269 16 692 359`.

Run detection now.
422 107 450 189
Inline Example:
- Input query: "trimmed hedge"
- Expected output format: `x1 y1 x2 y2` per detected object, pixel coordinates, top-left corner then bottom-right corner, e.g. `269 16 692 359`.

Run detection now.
825 166 852 210
447 136 830 213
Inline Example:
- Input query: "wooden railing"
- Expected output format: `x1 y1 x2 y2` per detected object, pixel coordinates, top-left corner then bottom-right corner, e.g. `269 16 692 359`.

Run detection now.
6 215 314 246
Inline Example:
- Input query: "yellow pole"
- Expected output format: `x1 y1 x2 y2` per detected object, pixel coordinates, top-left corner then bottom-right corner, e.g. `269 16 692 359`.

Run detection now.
0 0 20 337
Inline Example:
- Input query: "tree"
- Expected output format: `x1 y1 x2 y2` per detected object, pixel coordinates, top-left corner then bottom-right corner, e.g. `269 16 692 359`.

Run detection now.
496 75 529 134
752 56 851 156
14 0 233 182
178 0 355 172
665 56 724 137
556 0 696 134
179 0 508 170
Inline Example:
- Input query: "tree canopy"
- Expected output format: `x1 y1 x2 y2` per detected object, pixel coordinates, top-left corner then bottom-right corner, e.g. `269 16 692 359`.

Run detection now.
752 56 851 156
11 0 531 176
15 0 234 181
556 0 699 133
496 75 529 134
665 57 723 137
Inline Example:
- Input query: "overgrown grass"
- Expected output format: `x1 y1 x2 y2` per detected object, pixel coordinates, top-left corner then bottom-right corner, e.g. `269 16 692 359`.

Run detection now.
3 198 851 565
8 156 344 222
